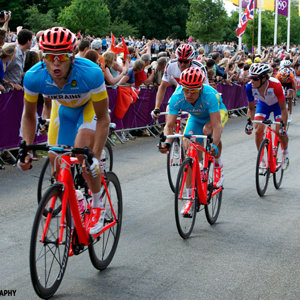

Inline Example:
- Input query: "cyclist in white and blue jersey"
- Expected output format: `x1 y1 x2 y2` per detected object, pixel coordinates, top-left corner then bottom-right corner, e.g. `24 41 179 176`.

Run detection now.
159 67 228 190
19 27 109 235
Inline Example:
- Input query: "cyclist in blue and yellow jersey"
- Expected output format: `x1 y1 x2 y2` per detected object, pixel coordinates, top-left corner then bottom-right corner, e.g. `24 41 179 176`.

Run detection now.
159 67 228 202
18 27 109 235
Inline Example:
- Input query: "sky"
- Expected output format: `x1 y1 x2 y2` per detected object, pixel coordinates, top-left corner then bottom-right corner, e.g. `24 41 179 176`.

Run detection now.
222 0 238 15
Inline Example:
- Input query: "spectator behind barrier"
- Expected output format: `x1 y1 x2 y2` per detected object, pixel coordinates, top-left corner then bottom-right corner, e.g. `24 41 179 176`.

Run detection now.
119 59 147 86
91 38 105 72
152 57 167 88
103 50 128 87
75 38 90 58
4 28 33 90
0 43 16 92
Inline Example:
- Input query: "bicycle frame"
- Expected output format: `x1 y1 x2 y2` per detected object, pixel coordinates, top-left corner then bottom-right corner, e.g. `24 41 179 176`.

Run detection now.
264 126 283 173
255 121 282 174
170 134 222 206
41 154 118 246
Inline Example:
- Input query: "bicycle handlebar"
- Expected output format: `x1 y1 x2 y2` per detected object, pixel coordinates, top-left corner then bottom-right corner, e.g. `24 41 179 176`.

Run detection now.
18 140 94 165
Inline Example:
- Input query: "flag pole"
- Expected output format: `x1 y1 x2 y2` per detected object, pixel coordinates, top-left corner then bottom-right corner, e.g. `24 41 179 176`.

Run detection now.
238 0 243 50
287 0 291 51
274 0 278 45
257 0 262 55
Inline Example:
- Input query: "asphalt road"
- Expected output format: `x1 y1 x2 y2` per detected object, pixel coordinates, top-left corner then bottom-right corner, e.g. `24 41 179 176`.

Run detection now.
0 106 299 300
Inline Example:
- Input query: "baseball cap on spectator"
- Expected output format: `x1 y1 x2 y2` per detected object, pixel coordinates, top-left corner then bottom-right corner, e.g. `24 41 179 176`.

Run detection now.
245 59 252 65
91 39 102 50
254 57 261 63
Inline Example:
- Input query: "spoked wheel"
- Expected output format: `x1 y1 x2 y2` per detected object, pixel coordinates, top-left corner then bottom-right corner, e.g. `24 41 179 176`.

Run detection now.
205 160 222 224
37 157 55 204
88 171 122 270
167 138 185 193
256 139 270 197
273 141 284 189
30 184 71 299
101 141 113 172
174 158 197 239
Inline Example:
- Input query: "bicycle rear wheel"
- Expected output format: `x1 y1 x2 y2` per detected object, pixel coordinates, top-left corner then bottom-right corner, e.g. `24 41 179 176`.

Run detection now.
30 184 71 299
88 171 122 270
273 141 284 189
256 139 270 197
102 141 113 172
167 138 185 193
205 160 222 224
174 158 197 239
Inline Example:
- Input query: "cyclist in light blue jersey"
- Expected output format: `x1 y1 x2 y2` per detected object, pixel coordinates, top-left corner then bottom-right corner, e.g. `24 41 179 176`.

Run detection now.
160 67 228 188
19 27 109 235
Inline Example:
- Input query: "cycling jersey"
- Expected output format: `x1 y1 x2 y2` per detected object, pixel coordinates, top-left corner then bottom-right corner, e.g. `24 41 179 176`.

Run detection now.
169 85 228 143
246 77 285 106
162 59 208 85
24 57 107 106
275 71 297 91
246 77 285 121
23 57 108 146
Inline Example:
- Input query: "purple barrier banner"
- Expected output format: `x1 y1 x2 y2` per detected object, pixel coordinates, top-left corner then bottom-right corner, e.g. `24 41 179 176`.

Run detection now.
109 86 174 130
0 84 248 150
0 91 47 150
217 83 248 110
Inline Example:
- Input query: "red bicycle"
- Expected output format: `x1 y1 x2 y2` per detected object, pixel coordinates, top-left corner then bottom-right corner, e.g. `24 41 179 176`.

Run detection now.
159 111 188 192
18 141 122 299
251 119 285 197
167 133 223 239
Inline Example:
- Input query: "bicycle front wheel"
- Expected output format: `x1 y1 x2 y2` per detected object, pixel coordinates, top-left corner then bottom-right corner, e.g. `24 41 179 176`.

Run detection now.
37 157 55 204
174 158 197 239
205 160 222 224
256 139 270 197
102 141 113 172
273 141 284 189
88 171 122 270
167 138 185 193
30 184 71 299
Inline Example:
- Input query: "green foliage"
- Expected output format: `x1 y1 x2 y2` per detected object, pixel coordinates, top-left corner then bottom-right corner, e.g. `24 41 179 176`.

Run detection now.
58 0 110 36
24 5 58 32
115 0 189 39
186 0 227 43
109 17 138 37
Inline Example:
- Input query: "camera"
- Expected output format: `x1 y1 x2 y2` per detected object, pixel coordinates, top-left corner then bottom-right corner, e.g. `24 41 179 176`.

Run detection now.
0 10 7 19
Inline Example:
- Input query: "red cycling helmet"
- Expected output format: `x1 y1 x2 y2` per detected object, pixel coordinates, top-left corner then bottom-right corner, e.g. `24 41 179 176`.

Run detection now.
39 27 77 52
180 67 206 88
175 44 195 61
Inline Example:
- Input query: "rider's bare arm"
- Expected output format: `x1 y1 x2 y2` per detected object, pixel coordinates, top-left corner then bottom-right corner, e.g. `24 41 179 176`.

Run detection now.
22 99 37 144
155 80 169 109
92 98 110 160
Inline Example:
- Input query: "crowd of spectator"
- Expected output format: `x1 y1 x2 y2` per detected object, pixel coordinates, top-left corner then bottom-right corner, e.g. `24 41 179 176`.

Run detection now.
0 10 300 164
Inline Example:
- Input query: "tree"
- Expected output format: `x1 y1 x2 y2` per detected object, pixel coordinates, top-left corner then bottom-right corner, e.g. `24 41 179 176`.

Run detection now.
186 0 228 43
24 5 58 32
109 17 138 37
58 0 110 36
115 0 189 39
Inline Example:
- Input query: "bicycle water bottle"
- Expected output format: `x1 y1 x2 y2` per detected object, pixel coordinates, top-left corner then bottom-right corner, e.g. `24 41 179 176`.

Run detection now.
76 190 85 214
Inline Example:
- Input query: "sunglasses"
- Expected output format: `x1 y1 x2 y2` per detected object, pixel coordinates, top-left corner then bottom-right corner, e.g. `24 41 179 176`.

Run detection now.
178 60 190 64
182 87 201 94
250 77 261 81
43 53 73 62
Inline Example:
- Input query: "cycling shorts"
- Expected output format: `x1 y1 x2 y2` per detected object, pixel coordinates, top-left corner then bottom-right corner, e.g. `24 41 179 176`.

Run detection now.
183 109 228 144
254 100 281 122
48 100 96 146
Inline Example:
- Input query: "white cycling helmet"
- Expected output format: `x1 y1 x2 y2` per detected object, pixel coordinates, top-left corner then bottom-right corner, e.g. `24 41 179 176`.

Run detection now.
280 59 292 68
249 63 270 78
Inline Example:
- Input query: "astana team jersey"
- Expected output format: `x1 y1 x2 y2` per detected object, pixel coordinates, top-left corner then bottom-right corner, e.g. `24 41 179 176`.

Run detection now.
168 84 227 142
169 84 227 119
23 57 108 146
